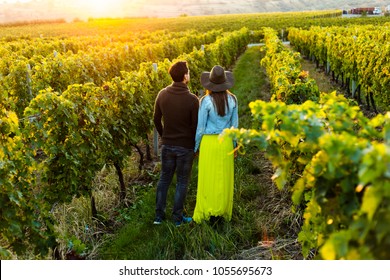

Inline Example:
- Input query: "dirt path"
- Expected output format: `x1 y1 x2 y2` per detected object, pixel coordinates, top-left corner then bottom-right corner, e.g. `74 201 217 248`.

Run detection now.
283 43 344 94
298 53 383 117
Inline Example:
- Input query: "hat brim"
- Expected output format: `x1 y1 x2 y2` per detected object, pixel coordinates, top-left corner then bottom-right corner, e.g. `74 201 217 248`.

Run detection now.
201 71 234 92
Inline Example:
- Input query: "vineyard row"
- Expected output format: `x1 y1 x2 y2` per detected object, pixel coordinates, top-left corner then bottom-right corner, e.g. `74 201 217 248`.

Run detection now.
224 28 390 260
288 24 390 112
1 28 244 118
0 27 252 258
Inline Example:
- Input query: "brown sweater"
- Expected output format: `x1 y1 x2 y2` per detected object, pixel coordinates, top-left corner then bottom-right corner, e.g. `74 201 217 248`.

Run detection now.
153 82 199 149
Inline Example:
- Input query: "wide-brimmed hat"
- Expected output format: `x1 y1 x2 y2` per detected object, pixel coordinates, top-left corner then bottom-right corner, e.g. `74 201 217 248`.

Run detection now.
200 65 234 92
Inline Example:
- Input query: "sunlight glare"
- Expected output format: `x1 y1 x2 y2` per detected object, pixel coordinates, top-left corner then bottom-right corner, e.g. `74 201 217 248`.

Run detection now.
82 0 127 18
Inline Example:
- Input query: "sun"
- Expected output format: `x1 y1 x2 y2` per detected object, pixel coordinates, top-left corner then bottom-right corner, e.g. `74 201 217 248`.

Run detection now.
82 0 127 18
89 0 112 15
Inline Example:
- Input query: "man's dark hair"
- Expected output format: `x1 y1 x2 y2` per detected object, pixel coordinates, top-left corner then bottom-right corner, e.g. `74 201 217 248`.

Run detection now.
169 61 188 82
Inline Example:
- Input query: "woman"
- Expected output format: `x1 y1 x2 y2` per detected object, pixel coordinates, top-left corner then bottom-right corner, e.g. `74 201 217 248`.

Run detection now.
193 65 238 223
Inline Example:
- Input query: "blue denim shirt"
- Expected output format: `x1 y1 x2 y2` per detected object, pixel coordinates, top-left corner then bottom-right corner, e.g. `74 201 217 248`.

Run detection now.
194 94 238 152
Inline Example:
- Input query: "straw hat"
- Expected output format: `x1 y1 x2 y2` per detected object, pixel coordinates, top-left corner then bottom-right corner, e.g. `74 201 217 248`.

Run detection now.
200 65 234 92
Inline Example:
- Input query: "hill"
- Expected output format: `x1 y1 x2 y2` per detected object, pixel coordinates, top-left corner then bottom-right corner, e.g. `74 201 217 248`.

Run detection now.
0 0 389 23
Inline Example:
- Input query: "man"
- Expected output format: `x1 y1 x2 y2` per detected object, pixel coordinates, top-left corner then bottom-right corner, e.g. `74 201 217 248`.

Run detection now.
153 61 199 226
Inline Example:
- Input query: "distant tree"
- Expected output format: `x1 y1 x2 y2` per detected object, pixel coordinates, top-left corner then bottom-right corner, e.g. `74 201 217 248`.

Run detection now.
72 17 83 22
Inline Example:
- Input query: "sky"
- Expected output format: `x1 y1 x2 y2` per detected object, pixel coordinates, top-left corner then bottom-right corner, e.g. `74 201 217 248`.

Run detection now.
1 0 33 3
0 0 135 5
1 0 389 24
0 0 143 21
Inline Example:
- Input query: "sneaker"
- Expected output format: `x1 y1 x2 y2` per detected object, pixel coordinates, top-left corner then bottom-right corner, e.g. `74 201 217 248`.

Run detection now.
175 216 192 227
153 217 163 225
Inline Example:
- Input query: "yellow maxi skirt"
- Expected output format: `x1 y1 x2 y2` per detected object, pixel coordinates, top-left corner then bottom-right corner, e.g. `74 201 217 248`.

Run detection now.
193 135 234 223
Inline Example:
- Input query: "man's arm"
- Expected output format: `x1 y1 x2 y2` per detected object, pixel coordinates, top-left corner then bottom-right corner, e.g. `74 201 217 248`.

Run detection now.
153 97 163 137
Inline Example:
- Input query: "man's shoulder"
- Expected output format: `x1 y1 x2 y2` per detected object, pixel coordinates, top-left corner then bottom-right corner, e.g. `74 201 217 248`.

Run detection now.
188 92 199 100
156 86 170 98
159 85 170 93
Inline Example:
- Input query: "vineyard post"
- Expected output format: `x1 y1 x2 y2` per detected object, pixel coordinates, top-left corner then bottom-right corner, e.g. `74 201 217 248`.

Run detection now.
326 60 330 75
352 80 357 98
26 64 32 98
152 63 159 157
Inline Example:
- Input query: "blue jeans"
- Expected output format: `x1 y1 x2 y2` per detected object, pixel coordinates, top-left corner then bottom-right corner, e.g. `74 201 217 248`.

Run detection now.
155 145 194 223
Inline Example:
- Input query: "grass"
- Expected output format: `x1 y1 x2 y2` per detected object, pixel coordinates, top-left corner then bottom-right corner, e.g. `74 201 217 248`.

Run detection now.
94 46 301 260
